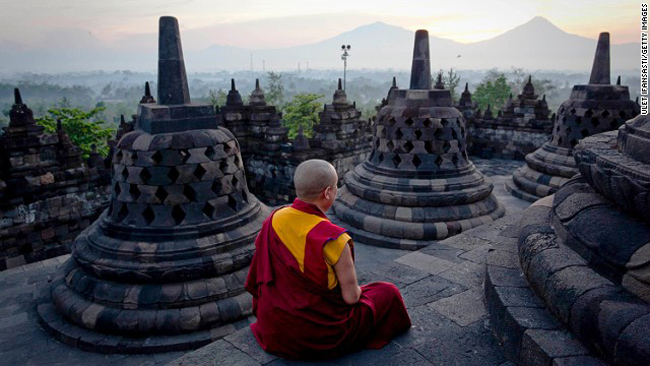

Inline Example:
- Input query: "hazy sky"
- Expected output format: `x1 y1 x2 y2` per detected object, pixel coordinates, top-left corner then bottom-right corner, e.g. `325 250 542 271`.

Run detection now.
0 0 640 50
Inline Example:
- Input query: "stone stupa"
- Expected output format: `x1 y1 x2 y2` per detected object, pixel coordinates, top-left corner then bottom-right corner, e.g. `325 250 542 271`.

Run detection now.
37 16 270 353
507 33 639 201
332 30 505 250
312 78 373 186
455 82 476 126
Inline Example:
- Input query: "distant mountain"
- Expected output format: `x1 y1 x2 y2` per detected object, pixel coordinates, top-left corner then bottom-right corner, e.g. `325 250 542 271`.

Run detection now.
189 22 447 71
451 16 637 71
0 17 639 74
187 18 637 73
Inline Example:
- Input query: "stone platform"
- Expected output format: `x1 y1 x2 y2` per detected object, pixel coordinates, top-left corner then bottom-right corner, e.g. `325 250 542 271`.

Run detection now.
0 158 528 365
484 196 608 365
170 174 528 366
15 158 631 366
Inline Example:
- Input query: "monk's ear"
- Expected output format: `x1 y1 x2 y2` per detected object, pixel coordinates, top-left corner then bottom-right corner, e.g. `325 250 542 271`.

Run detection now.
323 186 332 200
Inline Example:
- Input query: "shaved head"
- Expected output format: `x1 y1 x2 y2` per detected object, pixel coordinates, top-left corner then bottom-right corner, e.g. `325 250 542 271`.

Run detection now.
294 159 338 201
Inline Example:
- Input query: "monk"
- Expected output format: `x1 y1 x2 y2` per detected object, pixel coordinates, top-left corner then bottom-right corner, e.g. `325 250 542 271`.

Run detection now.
245 159 411 360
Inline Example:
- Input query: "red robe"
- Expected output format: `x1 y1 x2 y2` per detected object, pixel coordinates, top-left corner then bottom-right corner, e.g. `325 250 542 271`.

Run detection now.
245 199 411 360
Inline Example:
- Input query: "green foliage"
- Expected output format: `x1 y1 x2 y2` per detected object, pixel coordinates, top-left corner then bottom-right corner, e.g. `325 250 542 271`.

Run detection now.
441 68 461 103
265 72 285 107
473 74 512 111
208 89 227 108
36 102 115 159
282 93 324 139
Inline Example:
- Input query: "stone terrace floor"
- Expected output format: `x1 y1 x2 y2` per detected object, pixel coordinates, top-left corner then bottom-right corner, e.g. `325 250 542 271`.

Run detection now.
0 158 530 366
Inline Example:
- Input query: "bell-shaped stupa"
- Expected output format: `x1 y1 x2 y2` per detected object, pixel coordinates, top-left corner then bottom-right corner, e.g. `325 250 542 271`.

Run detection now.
507 33 640 201
37 16 270 353
332 30 504 250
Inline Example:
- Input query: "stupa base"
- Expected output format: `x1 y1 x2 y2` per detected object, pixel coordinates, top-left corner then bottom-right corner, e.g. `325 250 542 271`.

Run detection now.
333 200 505 250
37 280 251 354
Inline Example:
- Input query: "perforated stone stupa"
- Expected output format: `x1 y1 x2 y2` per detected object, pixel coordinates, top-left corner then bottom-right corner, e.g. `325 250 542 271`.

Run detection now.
37 16 270 353
0 90 110 270
332 30 505 250
507 33 639 201
468 76 552 160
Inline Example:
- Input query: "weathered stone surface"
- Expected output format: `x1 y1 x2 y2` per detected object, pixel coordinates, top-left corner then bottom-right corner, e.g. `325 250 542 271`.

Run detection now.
574 117 650 225
428 287 486 326
510 184 650 366
400 275 466 308
485 254 565 364
469 76 552 161
409 30 431 90
589 33 610 85
0 89 110 271
224 78 372 205
520 329 590 364
615 313 650 365
157 16 190 106
552 356 607 366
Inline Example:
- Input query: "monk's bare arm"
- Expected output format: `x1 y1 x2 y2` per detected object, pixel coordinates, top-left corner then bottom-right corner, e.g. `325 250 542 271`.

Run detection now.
333 243 361 305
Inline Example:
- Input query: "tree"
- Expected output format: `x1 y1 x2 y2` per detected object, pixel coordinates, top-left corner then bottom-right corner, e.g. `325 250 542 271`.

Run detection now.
100 83 113 98
441 68 461 103
208 89 227 108
473 74 512 111
265 71 285 107
36 103 115 159
282 93 323 139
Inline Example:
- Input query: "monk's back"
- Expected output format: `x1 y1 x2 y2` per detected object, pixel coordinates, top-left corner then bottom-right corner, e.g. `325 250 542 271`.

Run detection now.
271 206 350 291
245 159 410 360
246 200 372 359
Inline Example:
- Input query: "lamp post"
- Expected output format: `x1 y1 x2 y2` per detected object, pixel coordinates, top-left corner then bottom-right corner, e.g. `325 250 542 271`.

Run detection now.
341 44 351 90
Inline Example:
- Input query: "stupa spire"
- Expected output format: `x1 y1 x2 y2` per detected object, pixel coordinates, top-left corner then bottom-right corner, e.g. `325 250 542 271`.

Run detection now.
434 72 444 89
139 82 156 104
14 88 22 105
157 16 190 105
145 81 152 97
589 32 610 85
250 78 266 106
227 78 243 106
333 78 348 104
409 30 431 90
